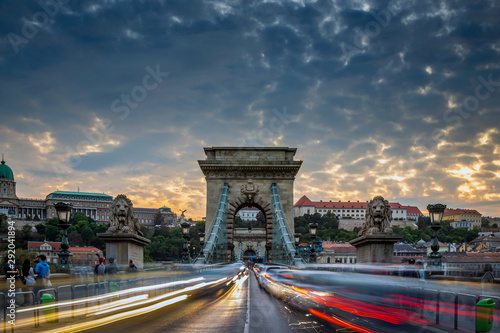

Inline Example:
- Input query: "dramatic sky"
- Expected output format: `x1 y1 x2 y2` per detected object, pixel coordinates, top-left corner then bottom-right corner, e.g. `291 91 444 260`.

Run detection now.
1 0 500 219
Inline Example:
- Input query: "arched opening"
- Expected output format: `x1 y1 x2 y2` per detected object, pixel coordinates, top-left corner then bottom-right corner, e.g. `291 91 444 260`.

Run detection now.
227 196 273 263
243 249 257 262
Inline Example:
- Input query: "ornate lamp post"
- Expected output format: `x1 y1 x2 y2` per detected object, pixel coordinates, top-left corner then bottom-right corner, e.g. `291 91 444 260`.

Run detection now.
309 223 318 263
199 232 205 256
55 202 73 270
181 221 191 263
427 204 446 270
294 233 301 258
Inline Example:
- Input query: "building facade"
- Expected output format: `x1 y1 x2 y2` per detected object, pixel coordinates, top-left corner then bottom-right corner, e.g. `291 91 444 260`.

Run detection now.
68 246 103 266
238 207 260 221
294 195 423 221
27 241 62 264
443 208 482 228
0 158 177 226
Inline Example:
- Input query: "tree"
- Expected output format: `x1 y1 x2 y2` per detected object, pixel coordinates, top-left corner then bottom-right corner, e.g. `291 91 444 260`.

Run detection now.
417 216 429 230
256 211 266 228
80 226 94 245
68 231 83 245
0 214 7 234
22 224 32 239
153 210 163 226
45 225 60 241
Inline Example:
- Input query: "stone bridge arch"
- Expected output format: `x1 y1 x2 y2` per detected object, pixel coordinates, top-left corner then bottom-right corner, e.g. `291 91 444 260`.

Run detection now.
198 147 302 262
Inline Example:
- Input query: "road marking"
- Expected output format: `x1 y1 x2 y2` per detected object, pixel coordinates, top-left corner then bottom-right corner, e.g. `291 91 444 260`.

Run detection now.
244 273 251 333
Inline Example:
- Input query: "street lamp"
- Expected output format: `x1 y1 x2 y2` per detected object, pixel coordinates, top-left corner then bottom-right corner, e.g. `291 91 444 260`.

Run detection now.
309 223 318 239
294 233 301 258
181 221 191 263
55 202 73 270
427 203 446 270
309 223 318 263
199 232 205 256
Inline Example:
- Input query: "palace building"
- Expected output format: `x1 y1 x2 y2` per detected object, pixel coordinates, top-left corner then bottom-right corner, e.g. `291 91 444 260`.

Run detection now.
0 157 177 226
294 195 423 220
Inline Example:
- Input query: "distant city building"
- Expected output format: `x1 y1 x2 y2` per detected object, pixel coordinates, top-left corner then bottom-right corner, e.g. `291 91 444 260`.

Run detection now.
443 208 481 228
238 207 259 221
443 252 500 278
294 195 422 221
28 241 62 264
450 220 478 230
318 242 357 264
0 158 177 226
68 246 103 267
478 228 500 238
469 235 500 251
394 242 422 257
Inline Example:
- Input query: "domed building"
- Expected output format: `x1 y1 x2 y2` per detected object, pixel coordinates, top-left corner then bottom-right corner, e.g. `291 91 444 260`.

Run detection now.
0 157 19 216
1 157 178 227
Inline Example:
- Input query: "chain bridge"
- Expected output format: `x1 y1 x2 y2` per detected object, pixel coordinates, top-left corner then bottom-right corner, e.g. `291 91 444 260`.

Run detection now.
195 147 304 266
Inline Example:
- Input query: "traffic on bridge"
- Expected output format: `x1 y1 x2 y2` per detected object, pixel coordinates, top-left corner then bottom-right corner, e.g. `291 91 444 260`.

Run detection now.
2 262 499 333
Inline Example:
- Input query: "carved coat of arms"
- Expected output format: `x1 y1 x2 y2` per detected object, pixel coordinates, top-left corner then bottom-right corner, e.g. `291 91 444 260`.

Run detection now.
241 179 259 202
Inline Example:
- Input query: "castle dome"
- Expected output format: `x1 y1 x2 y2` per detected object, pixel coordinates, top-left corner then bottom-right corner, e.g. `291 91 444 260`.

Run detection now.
0 158 14 180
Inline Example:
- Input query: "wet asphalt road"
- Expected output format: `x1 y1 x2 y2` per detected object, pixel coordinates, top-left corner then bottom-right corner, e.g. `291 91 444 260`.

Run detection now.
85 272 330 333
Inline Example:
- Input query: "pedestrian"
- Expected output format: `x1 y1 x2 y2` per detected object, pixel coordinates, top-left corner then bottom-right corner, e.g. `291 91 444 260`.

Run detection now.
481 264 495 294
404 258 420 280
34 255 51 301
94 257 106 279
106 258 119 281
21 259 36 306
398 258 409 277
128 259 137 272
416 260 426 285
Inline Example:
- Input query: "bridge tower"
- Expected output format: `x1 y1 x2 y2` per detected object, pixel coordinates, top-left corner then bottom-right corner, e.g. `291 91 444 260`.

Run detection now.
198 147 302 263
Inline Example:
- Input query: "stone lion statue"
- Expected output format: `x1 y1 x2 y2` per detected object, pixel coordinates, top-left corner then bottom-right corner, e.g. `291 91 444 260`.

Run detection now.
107 194 144 236
358 196 393 236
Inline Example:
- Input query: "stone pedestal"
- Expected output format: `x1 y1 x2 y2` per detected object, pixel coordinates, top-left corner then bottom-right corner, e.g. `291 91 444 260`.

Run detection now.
350 234 402 264
97 233 151 269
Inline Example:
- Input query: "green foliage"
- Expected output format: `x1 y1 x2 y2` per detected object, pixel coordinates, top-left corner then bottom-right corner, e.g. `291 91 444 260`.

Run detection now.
22 224 32 238
0 214 7 234
294 212 349 242
45 225 60 241
391 224 479 244
2 249 37 267
143 221 206 261
30 213 107 251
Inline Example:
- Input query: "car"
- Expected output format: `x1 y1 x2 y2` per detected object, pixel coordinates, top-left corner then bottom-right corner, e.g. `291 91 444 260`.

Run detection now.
255 265 288 289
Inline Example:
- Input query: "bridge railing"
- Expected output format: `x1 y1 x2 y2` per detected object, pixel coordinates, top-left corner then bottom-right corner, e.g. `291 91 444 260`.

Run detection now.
0 270 197 332
195 183 229 264
387 284 500 332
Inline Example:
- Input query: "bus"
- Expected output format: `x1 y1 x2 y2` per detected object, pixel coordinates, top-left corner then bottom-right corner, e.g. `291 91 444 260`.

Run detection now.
250 256 264 269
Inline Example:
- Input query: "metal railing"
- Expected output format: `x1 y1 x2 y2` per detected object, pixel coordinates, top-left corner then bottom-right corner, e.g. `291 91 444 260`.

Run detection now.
195 183 229 264
389 284 500 332
271 182 305 266
0 273 187 332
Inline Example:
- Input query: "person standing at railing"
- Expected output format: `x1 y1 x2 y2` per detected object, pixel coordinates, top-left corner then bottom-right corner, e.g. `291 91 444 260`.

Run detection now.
106 258 119 282
94 257 106 280
21 259 36 306
34 255 51 302
481 264 495 294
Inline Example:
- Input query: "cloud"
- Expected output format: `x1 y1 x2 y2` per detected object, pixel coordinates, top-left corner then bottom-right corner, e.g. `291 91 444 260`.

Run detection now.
1 0 499 218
